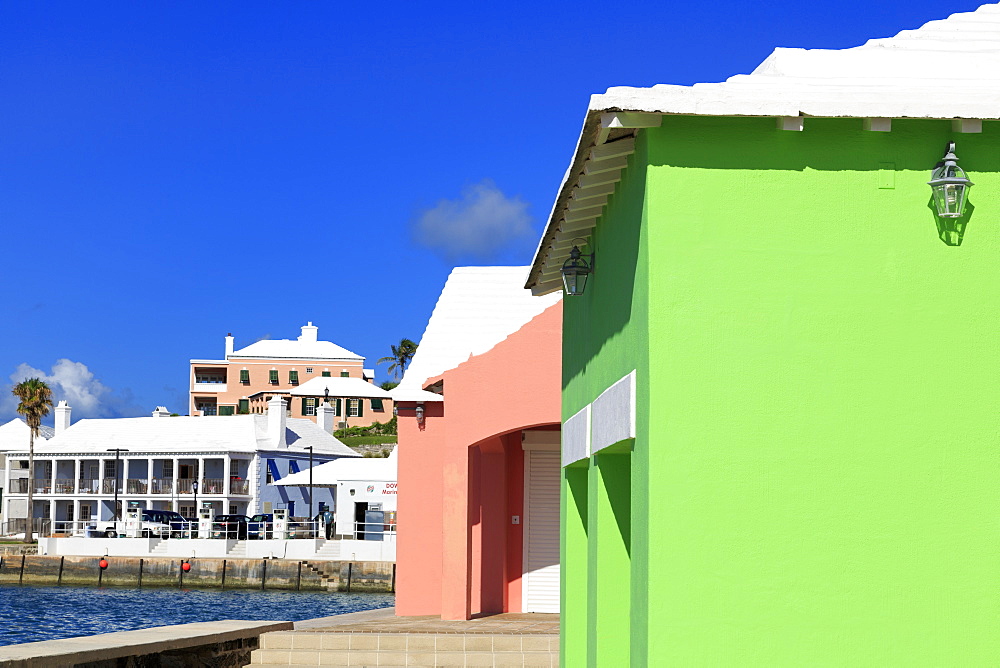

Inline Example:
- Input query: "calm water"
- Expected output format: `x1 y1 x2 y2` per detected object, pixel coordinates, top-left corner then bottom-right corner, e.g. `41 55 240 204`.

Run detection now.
0 585 393 646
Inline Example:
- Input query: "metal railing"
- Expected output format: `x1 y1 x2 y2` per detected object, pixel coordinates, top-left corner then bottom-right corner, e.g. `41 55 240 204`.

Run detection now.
229 479 249 495
54 479 75 494
7 479 28 494
150 478 172 494
1 518 51 538
49 520 94 536
176 478 197 494
125 478 148 494
201 478 224 494
77 478 99 493
32 479 52 494
32 517 399 541
101 478 119 494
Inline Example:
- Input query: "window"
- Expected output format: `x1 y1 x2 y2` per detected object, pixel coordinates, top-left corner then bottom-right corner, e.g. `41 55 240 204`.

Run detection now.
180 505 195 517
269 369 279 384
348 399 363 417
15 460 28 470
371 398 384 411
162 461 174 478
239 369 250 384
289 370 299 385
265 461 273 484
305 367 313 373
219 405 235 416
197 402 217 416
341 371 349 377
80 504 93 521
238 399 249 414
302 397 316 416
322 371 331 377
195 373 226 384
105 461 118 478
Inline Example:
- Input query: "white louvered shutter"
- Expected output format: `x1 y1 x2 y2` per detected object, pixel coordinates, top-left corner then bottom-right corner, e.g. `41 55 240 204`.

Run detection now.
522 449 560 613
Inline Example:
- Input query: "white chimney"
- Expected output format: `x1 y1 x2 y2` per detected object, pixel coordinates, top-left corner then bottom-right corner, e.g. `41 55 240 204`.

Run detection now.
152 406 171 418
225 333 235 358
316 401 335 434
267 396 287 448
298 322 318 343
54 401 71 435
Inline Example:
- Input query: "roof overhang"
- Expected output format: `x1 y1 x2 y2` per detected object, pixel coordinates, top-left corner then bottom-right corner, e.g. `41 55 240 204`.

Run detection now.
390 388 445 403
527 3 1000 294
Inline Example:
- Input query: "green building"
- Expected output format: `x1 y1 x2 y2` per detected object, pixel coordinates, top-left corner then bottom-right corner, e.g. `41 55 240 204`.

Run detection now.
526 5 1000 666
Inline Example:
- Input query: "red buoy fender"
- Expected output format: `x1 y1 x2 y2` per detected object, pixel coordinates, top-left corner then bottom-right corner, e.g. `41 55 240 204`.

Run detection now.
98 559 108 570
181 561 191 572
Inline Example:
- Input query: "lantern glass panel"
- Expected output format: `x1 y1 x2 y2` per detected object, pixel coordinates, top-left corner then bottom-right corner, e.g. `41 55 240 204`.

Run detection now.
562 268 589 296
931 182 968 218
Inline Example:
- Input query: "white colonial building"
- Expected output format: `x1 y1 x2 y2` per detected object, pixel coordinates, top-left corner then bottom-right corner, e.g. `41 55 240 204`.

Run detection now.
2 397 358 530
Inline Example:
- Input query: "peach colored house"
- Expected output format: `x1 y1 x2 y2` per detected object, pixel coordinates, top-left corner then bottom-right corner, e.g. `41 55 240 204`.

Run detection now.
189 323 392 427
393 267 562 620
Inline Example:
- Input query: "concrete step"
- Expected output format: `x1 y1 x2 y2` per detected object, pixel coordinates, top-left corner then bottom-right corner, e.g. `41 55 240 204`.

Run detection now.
227 540 248 556
249 648 556 666
251 631 558 666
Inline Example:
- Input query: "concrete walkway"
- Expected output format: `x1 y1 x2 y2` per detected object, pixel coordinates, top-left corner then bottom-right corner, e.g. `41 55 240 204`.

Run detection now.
250 608 560 667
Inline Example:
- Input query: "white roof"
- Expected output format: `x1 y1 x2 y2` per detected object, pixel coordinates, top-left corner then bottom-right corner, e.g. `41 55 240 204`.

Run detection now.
0 419 54 453
13 415 359 457
528 3 1000 292
598 3 1000 120
230 339 362 361
288 376 393 399
395 267 561 393
276 448 397 486
390 388 444 403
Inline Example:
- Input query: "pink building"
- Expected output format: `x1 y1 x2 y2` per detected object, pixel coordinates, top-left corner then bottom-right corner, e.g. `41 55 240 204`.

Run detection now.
189 323 392 427
394 267 562 620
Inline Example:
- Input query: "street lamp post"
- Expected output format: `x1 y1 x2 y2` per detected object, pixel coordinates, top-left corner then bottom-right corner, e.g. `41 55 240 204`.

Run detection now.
192 480 199 538
106 448 130 524
305 445 314 535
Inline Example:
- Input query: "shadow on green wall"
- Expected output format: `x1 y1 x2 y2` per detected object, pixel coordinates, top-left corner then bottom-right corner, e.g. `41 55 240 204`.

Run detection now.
931 198 975 246
562 145 646 393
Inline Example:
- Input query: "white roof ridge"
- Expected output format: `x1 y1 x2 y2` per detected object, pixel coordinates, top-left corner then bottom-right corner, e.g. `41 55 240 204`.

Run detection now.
398 266 559 391
526 2 1000 292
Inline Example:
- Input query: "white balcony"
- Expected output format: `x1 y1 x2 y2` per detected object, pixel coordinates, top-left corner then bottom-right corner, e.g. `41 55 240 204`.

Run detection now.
192 382 227 393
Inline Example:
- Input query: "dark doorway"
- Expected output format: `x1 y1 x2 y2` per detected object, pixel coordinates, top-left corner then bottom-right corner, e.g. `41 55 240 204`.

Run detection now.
354 502 368 539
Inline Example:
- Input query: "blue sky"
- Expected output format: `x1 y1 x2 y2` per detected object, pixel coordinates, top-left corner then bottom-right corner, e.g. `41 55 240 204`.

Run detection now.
1 1 987 421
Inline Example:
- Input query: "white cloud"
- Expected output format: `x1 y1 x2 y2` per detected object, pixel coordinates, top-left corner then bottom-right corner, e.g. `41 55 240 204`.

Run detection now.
412 179 535 260
2 359 142 421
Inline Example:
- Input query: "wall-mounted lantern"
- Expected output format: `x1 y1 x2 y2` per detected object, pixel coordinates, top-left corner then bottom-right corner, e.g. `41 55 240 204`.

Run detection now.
415 404 425 423
929 142 973 219
561 245 594 296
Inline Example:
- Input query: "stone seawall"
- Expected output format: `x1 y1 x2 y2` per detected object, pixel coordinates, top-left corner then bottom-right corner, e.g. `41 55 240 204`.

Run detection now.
0 545 37 556
0 555 394 592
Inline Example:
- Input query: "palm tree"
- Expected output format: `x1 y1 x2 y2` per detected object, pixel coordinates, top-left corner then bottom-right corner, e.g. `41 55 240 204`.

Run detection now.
377 338 418 379
12 378 53 543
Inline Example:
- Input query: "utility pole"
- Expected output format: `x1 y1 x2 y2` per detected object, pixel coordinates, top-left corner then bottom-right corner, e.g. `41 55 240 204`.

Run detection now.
106 448 130 523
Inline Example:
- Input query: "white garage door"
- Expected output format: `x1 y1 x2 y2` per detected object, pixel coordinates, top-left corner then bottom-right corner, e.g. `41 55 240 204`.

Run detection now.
522 449 560 613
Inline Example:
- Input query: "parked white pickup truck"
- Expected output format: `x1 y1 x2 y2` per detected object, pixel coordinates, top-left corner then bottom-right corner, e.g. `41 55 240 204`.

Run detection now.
88 509 182 538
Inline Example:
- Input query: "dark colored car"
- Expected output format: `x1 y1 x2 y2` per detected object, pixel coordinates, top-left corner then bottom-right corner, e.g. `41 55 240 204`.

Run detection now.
212 514 250 539
248 513 272 539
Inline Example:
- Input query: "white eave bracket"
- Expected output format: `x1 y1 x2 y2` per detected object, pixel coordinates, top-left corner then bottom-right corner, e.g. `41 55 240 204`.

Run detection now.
864 118 892 132
777 116 804 132
597 112 662 144
952 119 982 133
